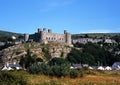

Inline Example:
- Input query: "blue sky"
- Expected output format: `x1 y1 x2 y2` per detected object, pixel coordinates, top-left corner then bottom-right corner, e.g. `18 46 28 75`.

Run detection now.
0 0 120 34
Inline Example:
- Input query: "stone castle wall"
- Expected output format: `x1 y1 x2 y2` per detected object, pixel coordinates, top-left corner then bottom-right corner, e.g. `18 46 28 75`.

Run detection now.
24 28 72 45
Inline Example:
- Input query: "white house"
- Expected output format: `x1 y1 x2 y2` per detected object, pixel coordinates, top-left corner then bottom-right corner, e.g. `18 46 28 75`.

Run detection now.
2 62 22 71
2 65 13 71
88 66 94 70
97 66 104 70
105 66 112 70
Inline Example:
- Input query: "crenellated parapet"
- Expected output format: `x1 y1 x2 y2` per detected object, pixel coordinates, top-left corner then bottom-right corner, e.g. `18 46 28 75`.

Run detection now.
24 28 72 46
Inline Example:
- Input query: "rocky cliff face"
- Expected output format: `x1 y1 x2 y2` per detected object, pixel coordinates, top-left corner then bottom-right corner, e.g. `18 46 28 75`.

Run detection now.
0 42 72 64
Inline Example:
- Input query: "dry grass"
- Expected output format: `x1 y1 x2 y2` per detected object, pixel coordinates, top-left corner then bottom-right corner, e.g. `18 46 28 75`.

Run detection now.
4 70 120 85
26 73 120 85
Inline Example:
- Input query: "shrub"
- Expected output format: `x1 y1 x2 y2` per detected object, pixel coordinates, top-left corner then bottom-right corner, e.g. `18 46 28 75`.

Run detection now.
19 49 37 69
42 47 51 60
28 63 40 74
28 63 50 75
49 64 69 77
49 57 66 66
80 70 84 78
69 70 78 78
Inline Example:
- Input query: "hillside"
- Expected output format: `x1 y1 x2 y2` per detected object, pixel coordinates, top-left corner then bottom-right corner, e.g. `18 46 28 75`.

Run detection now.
72 33 120 39
0 30 23 42
0 30 22 37
0 42 72 64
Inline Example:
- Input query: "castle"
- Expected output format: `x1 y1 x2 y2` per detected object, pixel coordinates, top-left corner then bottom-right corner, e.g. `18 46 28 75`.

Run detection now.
24 28 72 45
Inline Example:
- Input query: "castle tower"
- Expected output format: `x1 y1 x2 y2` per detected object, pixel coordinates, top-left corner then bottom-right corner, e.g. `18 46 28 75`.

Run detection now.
64 30 67 34
43 28 46 32
38 28 41 33
24 33 29 42
40 28 47 43
48 29 52 33
65 32 71 45
40 31 44 42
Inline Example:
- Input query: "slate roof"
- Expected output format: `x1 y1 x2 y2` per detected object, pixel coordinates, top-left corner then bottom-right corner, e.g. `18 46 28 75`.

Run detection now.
8 63 22 68
72 64 82 68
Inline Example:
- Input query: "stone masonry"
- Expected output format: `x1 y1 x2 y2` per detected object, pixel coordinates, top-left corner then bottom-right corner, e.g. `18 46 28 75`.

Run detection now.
24 28 72 45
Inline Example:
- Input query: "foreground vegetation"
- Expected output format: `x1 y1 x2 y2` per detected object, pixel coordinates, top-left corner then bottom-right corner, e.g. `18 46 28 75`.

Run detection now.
0 70 120 85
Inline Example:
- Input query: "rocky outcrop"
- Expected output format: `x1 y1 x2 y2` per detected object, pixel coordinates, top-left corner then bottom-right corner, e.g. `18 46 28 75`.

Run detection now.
0 43 72 64
49 45 71 58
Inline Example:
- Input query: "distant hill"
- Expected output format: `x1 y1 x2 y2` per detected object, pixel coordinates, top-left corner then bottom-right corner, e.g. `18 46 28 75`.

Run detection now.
0 30 22 37
0 30 23 42
72 33 120 39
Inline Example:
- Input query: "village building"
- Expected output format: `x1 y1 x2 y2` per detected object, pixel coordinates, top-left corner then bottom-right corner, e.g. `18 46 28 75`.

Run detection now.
112 62 120 70
72 38 116 44
2 62 22 71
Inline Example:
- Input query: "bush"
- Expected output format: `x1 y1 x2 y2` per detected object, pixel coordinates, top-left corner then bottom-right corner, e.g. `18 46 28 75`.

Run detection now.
49 57 66 66
70 70 78 78
80 70 84 78
27 58 71 78
49 64 70 77
42 48 51 60
28 63 40 74
28 63 50 75
19 49 37 69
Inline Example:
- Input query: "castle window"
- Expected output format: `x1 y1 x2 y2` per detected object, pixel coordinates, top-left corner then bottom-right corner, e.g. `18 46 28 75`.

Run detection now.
49 37 50 40
51 37 53 40
54 38 56 40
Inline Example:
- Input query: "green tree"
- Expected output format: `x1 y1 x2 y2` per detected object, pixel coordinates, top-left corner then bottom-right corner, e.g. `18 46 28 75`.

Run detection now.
36 58 43 62
19 49 37 68
49 63 70 77
81 53 95 65
49 57 66 66
66 48 82 64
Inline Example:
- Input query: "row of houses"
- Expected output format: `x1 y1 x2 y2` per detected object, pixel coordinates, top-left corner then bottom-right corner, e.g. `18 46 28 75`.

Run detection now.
70 62 120 71
72 38 117 44
1 62 22 71
1 62 120 71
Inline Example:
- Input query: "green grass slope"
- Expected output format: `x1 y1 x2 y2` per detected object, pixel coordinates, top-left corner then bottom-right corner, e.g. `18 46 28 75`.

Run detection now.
0 30 22 37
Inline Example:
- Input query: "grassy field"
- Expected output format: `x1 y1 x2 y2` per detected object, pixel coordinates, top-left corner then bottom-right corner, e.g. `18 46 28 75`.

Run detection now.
1 70 120 85
27 75 120 85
